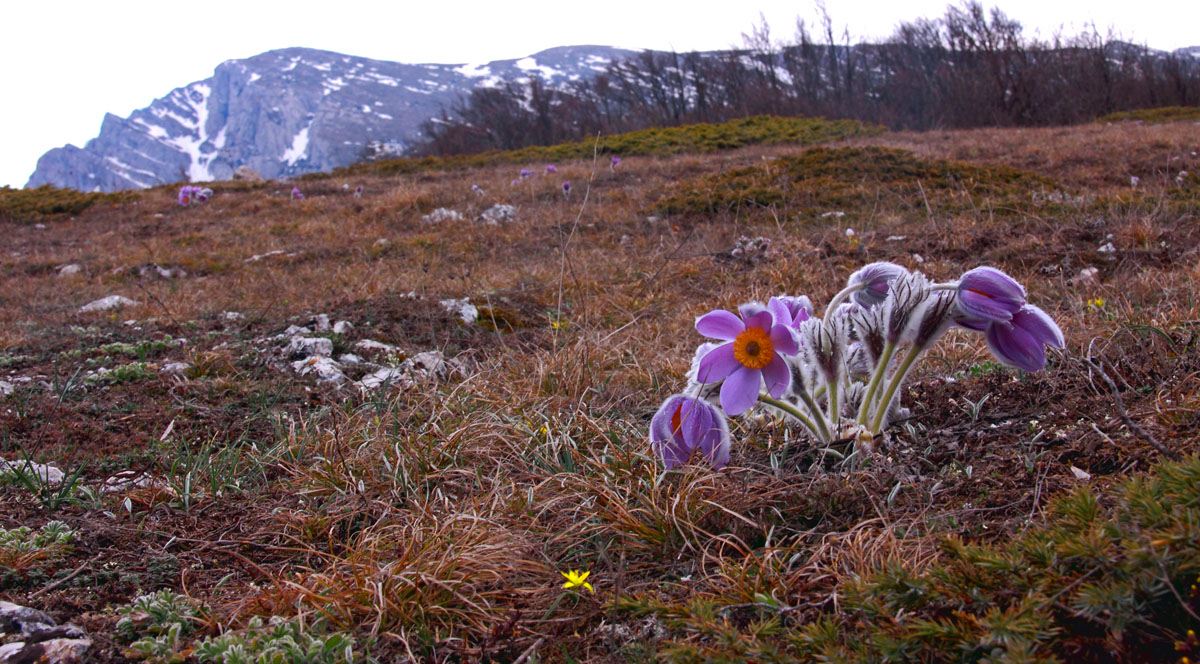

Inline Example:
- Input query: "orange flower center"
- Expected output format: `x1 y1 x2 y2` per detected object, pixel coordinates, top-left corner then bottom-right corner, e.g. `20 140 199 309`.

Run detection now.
670 405 683 434
733 326 774 370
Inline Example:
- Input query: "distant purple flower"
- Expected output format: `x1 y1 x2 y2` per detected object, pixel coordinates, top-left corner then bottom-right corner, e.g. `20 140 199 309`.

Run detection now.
177 185 199 206
511 179 521 187
354 185 364 199
767 295 812 330
291 186 304 200
957 266 1025 324
546 164 557 174
695 303 799 416
520 169 532 178
610 156 621 171
650 395 731 469
196 187 212 203
982 304 1065 372
471 184 483 196
562 181 571 196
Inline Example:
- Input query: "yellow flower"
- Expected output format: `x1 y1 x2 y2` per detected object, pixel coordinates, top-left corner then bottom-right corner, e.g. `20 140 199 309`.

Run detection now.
1087 297 1106 310
561 569 593 593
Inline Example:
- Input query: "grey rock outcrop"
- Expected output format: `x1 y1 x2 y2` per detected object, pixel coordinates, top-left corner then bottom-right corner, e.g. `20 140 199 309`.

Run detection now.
28 45 634 192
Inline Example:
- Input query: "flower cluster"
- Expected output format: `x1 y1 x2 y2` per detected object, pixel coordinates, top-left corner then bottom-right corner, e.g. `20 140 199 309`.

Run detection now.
177 185 212 206
290 186 304 201
651 263 1064 469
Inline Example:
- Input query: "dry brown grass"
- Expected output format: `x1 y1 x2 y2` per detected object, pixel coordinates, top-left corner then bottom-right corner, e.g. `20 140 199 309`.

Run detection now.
1 120 1199 662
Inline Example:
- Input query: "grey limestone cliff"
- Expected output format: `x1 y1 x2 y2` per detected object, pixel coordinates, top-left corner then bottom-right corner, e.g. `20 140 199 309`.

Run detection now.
28 46 634 192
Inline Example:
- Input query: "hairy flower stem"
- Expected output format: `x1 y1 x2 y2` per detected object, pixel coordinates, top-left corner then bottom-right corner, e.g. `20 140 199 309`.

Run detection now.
857 341 896 426
758 394 830 443
869 345 923 434
826 379 840 436
824 284 861 314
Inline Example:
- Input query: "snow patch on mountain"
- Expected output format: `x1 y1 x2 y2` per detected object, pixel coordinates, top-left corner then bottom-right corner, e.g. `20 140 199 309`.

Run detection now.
282 124 311 166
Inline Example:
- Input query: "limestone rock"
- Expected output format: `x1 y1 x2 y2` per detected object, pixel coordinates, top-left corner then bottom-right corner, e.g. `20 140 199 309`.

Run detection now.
79 295 137 313
283 336 333 359
233 165 264 182
421 208 463 223
477 204 516 225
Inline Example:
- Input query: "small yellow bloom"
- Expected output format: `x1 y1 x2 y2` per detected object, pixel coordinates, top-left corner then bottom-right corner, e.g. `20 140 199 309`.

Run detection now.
1087 297 1105 310
561 569 593 593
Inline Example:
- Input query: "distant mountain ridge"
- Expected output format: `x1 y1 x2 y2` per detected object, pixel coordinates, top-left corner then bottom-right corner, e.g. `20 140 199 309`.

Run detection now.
27 46 635 192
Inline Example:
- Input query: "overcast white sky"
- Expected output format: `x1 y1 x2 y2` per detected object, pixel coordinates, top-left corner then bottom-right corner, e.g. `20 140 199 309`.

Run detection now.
2 0 1196 188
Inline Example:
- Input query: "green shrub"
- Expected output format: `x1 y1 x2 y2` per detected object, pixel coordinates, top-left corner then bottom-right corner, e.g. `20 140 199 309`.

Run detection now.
653 145 1057 217
1096 106 1200 124
0 185 137 223
331 116 884 178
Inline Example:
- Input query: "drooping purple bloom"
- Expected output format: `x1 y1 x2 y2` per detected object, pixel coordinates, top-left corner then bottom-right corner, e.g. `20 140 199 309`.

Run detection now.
291 186 304 200
847 262 908 308
546 164 558 174
983 304 1064 372
354 185 364 199
695 303 799 416
610 156 621 171
520 169 532 178
957 266 1025 324
562 181 571 196
471 184 483 196
196 187 212 203
767 295 813 330
511 179 521 187
650 395 731 469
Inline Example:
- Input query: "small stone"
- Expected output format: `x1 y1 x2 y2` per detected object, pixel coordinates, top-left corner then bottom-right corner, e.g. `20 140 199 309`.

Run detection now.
1069 465 1091 481
336 353 362 365
0 459 65 485
220 311 245 322
0 381 13 396
233 165 264 182
159 362 191 374
0 600 56 635
354 339 398 354
439 298 478 324
57 264 82 278
1076 267 1100 285
477 204 516 225
283 336 333 359
421 208 463 223
291 356 346 384
313 314 331 332
332 320 354 335
79 295 137 313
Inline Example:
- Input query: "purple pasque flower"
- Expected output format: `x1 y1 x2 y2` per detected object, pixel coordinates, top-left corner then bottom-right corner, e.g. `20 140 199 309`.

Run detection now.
546 164 558 174
177 185 198 206
848 262 908 308
610 156 621 171
650 395 731 469
695 303 799 416
196 187 212 203
291 186 304 200
562 181 571 196
511 179 521 187
520 169 533 178
957 266 1025 323
983 304 1064 372
767 295 812 330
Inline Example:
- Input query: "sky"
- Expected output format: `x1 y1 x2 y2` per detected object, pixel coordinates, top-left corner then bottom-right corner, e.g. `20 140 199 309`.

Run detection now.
2 0 1196 189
